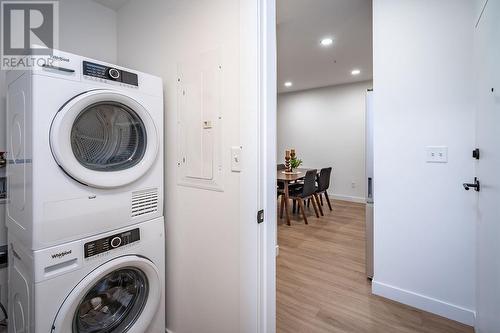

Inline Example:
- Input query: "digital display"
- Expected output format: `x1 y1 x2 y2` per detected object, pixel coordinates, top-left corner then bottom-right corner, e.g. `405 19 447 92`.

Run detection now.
83 61 139 86
84 228 140 258
82 61 108 79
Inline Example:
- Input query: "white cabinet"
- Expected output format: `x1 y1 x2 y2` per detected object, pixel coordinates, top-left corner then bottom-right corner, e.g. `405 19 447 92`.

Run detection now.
177 49 223 191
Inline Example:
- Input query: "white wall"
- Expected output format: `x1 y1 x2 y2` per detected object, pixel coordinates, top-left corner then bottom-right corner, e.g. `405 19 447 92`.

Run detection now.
116 1 241 332
0 0 117 312
277 81 371 202
372 0 476 325
59 0 118 63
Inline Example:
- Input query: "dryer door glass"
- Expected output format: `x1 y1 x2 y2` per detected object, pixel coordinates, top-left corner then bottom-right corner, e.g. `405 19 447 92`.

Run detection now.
51 90 159 188
73 268 149 333
71 102 147 172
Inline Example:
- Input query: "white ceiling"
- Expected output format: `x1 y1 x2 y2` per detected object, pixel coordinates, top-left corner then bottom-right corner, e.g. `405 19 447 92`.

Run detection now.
92 0 130 11
277 0 373 93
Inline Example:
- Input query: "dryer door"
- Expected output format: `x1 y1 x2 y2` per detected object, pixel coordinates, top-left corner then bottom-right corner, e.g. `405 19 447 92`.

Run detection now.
50 90 158 188
51 256 161 333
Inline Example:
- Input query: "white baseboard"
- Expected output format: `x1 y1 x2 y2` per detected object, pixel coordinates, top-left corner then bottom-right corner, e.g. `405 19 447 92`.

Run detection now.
372 280 475 326
166 329 174 333
329 193 365 204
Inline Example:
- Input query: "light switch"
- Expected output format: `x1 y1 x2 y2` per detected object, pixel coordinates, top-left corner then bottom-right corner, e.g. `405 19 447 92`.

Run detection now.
426 146 448 163
231 146 242 172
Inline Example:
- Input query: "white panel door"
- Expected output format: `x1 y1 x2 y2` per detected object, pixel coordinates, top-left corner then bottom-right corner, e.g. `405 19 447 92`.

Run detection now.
474 0 500 332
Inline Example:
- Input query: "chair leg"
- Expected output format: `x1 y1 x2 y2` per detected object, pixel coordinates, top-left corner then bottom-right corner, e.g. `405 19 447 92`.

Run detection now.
324 192 333 211
298 199 308 225
314 193 324 216
280 195 285 218
292 200 296 214
319 193 323 206
310 196 320 218
307 198 310 207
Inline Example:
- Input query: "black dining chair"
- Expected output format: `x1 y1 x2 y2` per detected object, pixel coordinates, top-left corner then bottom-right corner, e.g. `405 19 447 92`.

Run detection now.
285 169 320 225
278 164 302 195
316 167 333 211
277 164 286 193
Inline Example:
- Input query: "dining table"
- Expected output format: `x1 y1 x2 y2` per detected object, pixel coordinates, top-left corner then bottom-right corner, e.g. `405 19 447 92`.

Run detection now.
277 168 316 226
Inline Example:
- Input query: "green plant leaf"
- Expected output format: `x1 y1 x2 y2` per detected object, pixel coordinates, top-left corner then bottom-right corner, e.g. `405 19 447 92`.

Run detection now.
290 157 303 169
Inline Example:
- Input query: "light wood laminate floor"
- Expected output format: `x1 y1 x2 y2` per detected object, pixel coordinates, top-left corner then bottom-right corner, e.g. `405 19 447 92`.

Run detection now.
277 199 474 333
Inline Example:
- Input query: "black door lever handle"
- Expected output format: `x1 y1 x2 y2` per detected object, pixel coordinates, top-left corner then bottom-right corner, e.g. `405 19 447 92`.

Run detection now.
463 177 480 192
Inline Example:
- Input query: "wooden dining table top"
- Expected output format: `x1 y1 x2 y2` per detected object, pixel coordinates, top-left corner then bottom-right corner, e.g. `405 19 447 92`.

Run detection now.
277 168 317 182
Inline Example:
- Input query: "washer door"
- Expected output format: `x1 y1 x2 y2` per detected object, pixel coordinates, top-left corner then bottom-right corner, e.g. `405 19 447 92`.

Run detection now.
52 256 161 333
50 90 158 188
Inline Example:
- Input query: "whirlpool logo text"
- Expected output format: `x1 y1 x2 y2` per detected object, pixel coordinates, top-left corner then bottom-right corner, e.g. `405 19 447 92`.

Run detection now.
51 250 72 259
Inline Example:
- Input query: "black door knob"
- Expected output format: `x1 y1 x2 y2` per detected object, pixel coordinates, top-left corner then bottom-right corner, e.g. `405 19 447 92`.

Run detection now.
463 177 480 192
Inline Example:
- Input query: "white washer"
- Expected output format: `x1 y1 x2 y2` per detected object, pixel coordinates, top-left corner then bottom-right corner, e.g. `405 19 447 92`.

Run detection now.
6 49 164 251
8 217 165 333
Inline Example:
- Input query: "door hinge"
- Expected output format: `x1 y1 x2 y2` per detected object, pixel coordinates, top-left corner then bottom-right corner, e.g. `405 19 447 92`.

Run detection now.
472 148 480 160
257 209 264 224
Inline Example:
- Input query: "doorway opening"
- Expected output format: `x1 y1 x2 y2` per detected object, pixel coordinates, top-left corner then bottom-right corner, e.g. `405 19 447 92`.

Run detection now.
273 1 473 332
275 1 373 331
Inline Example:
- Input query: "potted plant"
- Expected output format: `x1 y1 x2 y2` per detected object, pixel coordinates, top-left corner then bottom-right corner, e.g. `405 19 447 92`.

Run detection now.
290 156 302 172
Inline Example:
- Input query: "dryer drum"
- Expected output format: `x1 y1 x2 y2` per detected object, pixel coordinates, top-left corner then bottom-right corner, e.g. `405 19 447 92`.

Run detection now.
70 102 148 172
50 89 159 189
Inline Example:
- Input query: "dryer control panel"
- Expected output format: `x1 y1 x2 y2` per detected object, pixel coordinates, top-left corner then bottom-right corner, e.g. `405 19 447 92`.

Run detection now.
83 61 139 86
84 228 140 258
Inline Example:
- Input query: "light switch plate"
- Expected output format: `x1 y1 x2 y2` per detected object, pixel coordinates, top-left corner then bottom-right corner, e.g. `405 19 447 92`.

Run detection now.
231 146 242 172
203 120 212 129
426 146 448 163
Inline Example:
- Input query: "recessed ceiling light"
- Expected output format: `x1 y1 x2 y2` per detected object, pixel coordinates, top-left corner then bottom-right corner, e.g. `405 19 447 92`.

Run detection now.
320 38 333 47
284 81 293 87
351 69 361 75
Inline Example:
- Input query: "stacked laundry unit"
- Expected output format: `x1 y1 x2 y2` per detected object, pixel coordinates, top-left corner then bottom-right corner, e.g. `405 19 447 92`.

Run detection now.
6 49 165 333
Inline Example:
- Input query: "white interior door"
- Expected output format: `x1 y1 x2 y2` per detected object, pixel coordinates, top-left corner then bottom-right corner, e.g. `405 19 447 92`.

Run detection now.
474 0 500 331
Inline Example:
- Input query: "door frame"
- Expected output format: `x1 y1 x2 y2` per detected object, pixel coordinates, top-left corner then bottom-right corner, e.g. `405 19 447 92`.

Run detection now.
239 0 277 332
474 0 500 331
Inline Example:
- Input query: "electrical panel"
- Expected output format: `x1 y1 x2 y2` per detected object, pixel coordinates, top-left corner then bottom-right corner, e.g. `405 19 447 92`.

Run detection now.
177 49 223 191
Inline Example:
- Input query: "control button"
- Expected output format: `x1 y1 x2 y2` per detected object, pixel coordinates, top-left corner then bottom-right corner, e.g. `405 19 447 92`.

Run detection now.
110 237 122 248
108 68 120 80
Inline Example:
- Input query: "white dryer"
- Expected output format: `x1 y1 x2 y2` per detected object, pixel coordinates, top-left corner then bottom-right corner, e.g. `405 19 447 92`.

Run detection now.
8 217 165 333
6 49 164 250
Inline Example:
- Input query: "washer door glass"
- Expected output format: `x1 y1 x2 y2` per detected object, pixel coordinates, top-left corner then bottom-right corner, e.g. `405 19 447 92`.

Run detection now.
71 102 147 172
73 268 148 333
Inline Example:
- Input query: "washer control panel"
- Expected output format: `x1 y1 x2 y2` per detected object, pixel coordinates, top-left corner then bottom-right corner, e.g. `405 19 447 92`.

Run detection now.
83 61 139 86
84 228 140 258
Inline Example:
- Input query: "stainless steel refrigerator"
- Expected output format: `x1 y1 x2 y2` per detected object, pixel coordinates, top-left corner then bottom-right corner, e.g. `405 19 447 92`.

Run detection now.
365 89 374 279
